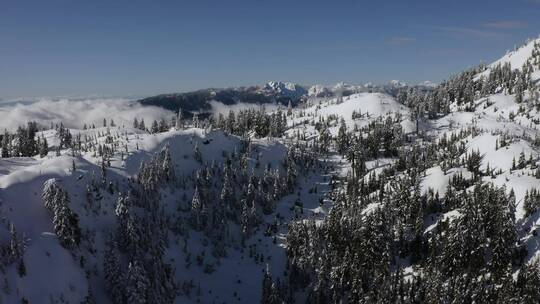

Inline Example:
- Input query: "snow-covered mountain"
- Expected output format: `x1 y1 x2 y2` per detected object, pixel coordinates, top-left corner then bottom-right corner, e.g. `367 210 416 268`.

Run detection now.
388 79 408 88
476 35 540 80
138 80 436 117
2 36 540 303
307 84 332 97
418 80 438 88
138 82 309 116
262 81 307 99
489 36 540 71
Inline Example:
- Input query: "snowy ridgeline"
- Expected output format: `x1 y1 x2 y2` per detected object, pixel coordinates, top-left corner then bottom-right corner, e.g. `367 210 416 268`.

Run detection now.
1 37 540 303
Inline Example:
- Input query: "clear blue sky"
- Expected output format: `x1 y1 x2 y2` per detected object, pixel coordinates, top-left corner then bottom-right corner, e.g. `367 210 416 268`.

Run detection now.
1 0 540 99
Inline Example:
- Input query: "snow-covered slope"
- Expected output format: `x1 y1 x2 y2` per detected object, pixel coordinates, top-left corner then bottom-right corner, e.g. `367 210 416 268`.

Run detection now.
0 120 343 303
291 92 414 135
489 37 540 70
476 35 540 80
2 35 540 304
263 81 307 99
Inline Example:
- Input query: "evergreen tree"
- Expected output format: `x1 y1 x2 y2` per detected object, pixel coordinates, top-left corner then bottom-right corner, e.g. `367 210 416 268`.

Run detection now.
220 170 236 217
151 120 159 134
515 260 540 302
39 135 48 157
115 193 132 250
518 150 527 169
336 118 348 154
1 130 10 157
175 109 183 130
52 192 81 248
139 118 146 131
104 242 124 304
191 187 206 230
126 261 149 304
193 142 202 163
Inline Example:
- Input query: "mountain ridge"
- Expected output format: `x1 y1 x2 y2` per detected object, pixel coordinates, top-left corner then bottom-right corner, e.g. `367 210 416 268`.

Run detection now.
138 80 436 115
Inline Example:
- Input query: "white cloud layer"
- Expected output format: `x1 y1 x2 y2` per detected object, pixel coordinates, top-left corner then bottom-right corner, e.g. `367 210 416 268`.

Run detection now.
0 98 174 131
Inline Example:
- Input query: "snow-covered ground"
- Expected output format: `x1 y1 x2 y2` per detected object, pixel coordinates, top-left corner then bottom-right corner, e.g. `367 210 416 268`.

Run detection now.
2 34 540 303
0 121 346 302
288 92 415 137
476 36 540 80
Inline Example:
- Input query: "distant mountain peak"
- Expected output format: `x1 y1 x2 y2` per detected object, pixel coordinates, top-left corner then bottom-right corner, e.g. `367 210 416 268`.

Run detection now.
418 80 438 88
389 80 408 88
263 81 307 99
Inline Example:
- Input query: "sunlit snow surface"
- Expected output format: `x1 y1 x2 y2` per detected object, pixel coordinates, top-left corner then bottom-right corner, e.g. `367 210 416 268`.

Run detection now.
2 36 540 301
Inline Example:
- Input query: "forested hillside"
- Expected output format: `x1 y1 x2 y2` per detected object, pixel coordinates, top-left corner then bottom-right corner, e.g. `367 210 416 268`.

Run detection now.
1 36 540 303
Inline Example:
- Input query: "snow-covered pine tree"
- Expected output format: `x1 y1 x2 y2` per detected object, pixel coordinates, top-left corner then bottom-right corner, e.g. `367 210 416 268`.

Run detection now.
193 141 202 163
220 169 236 219
336 118 348 154
175 109 183 130
39 135 48 157
191 187 206 230
115 193 132 250
126 260 149 304
150 120 159 133
51 190 81 248
104 241 124 304
42 178 62 210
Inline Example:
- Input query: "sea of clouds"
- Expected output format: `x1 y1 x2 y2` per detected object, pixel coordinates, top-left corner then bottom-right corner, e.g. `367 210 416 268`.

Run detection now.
0 97 174 131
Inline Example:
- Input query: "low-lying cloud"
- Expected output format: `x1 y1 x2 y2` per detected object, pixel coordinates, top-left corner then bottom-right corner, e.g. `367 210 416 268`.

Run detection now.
0 97 174 131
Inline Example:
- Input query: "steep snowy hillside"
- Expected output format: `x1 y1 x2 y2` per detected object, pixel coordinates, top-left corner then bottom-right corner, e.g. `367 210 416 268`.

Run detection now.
280 36 540 302
476 36 540 81
490 37 540 71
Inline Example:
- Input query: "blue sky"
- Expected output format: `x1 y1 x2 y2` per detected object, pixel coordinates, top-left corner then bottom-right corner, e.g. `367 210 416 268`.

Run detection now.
1 0 540 99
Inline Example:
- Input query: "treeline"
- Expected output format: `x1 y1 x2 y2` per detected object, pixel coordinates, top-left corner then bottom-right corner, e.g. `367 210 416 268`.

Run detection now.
0 106 290 160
